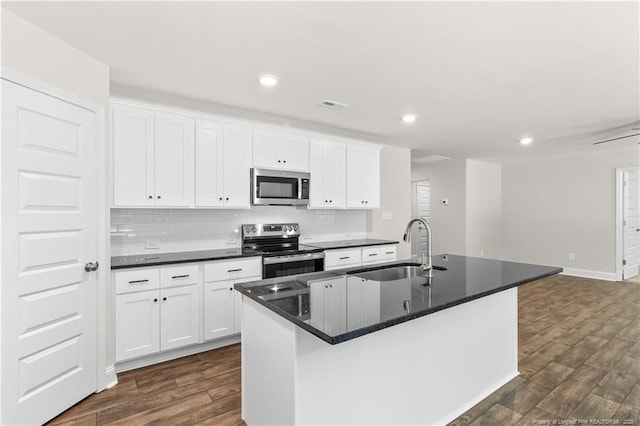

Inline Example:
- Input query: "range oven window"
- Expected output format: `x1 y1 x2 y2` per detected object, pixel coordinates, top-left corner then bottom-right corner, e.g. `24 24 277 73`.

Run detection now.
257 176 298 199
263 257 324 279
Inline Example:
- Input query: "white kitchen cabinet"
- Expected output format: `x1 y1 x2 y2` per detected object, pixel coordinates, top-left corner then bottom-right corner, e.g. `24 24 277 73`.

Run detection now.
253 129 309 171
195 121 252 208
114 264 201 362
309 139 346 208
112 104 195 207
324 248 362 271
202 257 262 341
346 144 380 209
361 244 397 265
309 277 347 335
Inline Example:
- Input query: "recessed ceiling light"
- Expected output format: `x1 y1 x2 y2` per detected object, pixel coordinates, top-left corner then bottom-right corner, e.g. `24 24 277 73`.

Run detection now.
257 74 279 87
402 114 417 124
519 137 533 145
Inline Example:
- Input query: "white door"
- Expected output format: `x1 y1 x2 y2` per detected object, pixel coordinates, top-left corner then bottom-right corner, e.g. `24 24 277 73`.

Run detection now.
1 80 98 424
222 125 252 207
195 120 224 207
415 181 431 261
115 290 160 362
324 141 346 208
160 285 200 351
154 113 195 207
253 129 281 169
112 105 155 206
280 133 309 171
203 282 236 340
623 170 639 279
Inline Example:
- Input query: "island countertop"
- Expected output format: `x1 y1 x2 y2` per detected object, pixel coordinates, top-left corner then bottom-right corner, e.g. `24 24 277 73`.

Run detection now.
234 254 562 344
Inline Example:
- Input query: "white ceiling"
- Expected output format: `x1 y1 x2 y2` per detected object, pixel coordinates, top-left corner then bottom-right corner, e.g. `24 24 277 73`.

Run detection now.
3 1 639 164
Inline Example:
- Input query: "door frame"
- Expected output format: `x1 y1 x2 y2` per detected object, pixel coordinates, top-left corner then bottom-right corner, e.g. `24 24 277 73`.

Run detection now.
615 166 639 282
0 68 111 393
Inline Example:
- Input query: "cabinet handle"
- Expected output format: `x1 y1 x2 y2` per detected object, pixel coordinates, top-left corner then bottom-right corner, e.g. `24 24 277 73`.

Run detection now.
227 268 243 273
283 160 287 163
163 297 167 301
219 197 223 201
148 195 153 199
369 253 378 257
329 200 332 203
278 160 281 163
385 252 394 255
171 274 189 279
365 200 368 204
229 288 233 291
225 197 229 201
153 298 158 302
325 200 328 203
157 195 161 199
129 279 149 284
339 256 350 260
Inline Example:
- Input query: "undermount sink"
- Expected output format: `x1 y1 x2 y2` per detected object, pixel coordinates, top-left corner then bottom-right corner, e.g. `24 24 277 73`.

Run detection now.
347 262 447 282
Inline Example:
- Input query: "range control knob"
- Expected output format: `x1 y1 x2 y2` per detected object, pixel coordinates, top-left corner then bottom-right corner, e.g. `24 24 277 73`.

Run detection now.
244 226 252 234
293 225 298 231
284 226 290 232
251 226 257 233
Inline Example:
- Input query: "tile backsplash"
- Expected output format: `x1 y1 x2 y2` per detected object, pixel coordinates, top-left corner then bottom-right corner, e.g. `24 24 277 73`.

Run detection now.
111 207 367 256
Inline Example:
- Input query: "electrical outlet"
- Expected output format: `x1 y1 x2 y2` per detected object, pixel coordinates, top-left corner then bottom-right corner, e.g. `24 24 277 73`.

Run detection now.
382 211 393 220
145 240 160 250
568 253 576 261
226 236 236 244
480 250 484 257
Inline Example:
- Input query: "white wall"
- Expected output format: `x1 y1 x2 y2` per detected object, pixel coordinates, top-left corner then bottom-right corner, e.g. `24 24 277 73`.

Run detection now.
0 9 112 387
411 158 467 255
466 159 502 258
111 208 366 256
367 146 412 259
501 147 639 277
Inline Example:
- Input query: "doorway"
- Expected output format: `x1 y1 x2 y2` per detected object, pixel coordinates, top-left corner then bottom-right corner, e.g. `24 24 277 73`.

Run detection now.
410 180 431 259
616 167 640 282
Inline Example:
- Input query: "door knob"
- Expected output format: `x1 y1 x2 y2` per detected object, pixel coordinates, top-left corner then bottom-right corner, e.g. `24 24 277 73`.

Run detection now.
84 261 99 272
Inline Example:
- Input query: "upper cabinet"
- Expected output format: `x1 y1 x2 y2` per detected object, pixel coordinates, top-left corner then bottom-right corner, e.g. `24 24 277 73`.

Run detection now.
253 129 309 172
195 121 252 208
309 139 346 209
113 104 195 207
346 144 380 209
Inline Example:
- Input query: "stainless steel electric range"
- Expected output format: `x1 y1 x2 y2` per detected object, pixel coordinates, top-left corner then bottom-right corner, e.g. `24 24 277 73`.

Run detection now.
241 223 324 279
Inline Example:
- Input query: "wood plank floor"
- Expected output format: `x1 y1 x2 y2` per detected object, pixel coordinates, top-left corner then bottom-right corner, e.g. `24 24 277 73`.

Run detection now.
48 274 639 425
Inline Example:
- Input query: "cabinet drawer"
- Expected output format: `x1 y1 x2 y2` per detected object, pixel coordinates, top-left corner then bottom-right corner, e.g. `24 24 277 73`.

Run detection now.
324 249 362 271
115 268 160 294
204 257 262 282
160 264 200 288
362 245 397 264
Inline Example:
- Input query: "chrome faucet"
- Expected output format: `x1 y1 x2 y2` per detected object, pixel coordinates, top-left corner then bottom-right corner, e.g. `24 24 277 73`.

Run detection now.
403 217 432 272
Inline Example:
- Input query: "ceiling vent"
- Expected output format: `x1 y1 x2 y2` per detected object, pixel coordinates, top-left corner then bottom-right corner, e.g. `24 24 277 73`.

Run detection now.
412 155 450 163
318 100 350 110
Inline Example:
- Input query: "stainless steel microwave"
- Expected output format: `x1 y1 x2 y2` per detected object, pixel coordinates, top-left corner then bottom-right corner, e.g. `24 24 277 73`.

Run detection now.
251 168 310 206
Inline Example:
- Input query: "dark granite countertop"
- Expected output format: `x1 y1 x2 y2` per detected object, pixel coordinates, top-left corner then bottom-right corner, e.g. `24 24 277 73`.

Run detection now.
235 254 562 345
306 239 398 250
111 248 261 269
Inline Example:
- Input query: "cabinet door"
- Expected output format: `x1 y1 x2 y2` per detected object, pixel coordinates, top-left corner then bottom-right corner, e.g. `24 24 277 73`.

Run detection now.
203 281 236 340
280 133 309 171
360 146 380 208
346 276 380 330
222 125 252 207
252 129 281 169
309 139 345 208
195 120 224 207
160 284 200 351
346 144 379 209
154 113 195 207
112 105 155 206
115 290 160 362
309 277 346 335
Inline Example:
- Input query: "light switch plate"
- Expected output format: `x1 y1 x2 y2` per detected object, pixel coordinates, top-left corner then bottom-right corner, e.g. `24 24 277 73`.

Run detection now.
382 211 393 220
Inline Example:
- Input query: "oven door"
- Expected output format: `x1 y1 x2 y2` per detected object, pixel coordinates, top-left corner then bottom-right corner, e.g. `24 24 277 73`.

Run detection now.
263 252 325 279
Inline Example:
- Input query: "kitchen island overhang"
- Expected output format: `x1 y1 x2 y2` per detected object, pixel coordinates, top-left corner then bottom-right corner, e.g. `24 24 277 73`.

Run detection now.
236 255 562 425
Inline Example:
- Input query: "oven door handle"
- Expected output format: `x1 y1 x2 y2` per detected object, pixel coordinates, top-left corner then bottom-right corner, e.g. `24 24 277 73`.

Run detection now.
263 252 325 265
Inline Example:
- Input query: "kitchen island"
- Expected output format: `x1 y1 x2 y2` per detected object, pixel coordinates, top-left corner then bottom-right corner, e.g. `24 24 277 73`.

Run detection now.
235 254 561 425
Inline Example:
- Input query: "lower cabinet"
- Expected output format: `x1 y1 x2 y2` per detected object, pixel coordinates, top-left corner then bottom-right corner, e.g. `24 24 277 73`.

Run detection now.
324 244 397 271
115 284 200 362
309 276 347 335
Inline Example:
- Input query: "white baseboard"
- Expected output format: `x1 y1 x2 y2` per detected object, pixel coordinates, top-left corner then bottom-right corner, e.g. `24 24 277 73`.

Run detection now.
115 334 241 373
104 365 118 390
561 268 617 281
